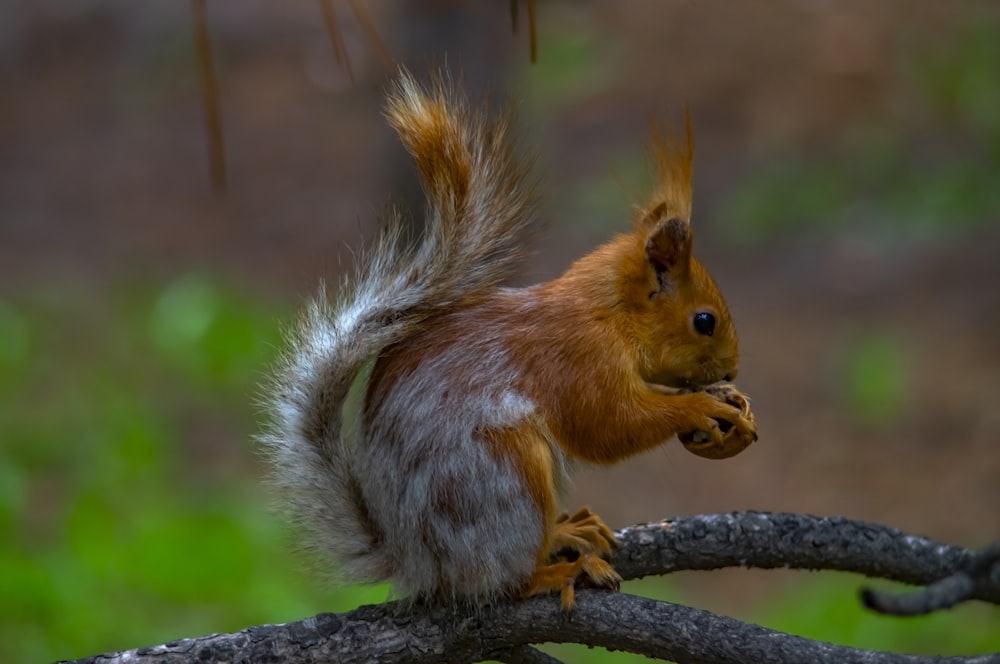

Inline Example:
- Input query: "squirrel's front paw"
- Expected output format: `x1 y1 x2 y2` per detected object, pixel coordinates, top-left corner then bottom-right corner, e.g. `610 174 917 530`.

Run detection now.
521 507 621 612
678 384 757 459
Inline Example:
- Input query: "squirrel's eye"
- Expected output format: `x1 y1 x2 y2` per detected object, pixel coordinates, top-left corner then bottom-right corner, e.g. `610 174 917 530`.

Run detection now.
693 312 715 337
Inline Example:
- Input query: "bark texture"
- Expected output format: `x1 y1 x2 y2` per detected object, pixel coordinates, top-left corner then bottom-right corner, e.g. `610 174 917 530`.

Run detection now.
59 511 1000 664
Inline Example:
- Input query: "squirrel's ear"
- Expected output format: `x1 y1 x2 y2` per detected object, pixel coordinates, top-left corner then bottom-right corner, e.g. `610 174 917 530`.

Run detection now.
645 216 692 285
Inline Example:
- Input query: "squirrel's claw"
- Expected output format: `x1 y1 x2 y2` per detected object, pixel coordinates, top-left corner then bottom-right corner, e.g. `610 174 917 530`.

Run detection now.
551 507 618 557
522 553 621 613
521 507 621 612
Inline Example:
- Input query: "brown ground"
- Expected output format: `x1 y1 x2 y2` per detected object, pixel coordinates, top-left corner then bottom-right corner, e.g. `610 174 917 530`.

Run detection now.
3 1 998 614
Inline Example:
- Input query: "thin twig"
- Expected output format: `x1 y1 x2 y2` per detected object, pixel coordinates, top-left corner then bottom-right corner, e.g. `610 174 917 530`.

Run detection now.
346 0 395 71
510 0 538 62
526 0 537 63
318 0 354 84
190 0 226 193
861 542 1000 616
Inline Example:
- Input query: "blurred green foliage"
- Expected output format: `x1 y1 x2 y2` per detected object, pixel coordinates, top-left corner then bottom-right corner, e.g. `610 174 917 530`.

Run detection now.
0 278 389 662
518 3 619 110
6 10 1000 661
722 15 1000 246
838 330 911 429
757 575 1000 656
3 280 997 662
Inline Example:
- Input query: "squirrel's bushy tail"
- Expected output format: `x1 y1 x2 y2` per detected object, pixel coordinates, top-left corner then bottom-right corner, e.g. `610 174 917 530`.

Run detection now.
259 70 536 584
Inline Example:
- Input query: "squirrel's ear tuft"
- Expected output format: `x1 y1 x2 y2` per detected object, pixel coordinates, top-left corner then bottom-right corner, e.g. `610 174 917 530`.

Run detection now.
638 110 694 227
645 217 692 282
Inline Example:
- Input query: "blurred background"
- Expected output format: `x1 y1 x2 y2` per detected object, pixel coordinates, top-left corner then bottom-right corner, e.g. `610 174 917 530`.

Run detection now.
2 1 999 661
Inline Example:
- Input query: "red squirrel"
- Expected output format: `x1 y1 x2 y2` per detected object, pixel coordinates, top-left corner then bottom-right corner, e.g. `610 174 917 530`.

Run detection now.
261 71 757 611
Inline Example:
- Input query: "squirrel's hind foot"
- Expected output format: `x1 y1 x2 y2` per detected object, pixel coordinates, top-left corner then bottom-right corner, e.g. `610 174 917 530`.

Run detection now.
521 553 621 612
520 507 621 611
550 507 617 558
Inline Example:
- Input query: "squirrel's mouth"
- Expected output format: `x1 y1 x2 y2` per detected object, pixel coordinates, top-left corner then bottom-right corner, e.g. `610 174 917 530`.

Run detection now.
654 374 733 392
649 361 734 392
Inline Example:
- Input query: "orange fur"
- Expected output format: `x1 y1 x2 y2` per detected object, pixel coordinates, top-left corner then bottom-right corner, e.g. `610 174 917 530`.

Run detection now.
386 83 473 212
270 73 756 612
481 423 558 529
641 112 694 224
360 110 755 608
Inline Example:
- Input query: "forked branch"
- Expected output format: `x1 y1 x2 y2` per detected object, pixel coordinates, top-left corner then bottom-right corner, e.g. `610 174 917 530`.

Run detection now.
58 512 1000 664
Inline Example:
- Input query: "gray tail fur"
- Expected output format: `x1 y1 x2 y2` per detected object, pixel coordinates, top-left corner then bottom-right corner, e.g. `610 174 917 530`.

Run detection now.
258 69 537 584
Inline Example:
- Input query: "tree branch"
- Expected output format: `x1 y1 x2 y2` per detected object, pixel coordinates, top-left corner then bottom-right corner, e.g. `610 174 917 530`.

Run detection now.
861 541 1000 616
614 511 1000 603
57 512 1000 664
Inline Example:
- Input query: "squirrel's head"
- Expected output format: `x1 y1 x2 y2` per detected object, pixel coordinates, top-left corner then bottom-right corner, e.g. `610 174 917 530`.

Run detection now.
632 211 738 390
626 117 739 390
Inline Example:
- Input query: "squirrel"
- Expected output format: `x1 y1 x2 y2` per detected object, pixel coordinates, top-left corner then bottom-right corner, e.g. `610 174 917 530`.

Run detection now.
260 71 757 612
